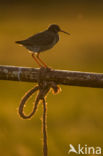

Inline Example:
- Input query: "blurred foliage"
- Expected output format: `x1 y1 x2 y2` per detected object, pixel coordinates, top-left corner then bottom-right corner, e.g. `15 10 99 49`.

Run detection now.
0 1 103 156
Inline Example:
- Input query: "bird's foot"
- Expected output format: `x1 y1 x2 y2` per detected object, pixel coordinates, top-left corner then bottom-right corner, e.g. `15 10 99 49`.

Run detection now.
40 65 54 72
40 66 52 72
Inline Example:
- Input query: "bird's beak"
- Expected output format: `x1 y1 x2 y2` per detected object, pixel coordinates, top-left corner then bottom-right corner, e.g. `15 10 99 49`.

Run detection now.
60 30 70 35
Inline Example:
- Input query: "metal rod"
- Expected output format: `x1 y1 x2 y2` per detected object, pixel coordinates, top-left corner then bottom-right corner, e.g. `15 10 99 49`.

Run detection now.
0 65 103 88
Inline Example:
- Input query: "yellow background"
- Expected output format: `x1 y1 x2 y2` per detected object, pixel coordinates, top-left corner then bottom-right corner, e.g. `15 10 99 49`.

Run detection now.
0 1 103 156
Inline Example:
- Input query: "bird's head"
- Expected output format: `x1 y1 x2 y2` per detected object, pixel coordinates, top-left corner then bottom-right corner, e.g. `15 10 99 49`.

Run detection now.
48 24 70 35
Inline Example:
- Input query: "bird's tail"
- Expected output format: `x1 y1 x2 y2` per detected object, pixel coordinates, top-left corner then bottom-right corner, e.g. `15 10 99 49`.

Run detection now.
15 40 24 44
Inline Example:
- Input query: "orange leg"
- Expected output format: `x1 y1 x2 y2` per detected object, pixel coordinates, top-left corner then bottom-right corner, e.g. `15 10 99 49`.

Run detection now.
37 53 48 68
32 53 42 67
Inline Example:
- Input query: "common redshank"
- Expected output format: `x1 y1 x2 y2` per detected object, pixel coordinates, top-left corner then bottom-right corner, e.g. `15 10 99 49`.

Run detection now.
16 24 70 68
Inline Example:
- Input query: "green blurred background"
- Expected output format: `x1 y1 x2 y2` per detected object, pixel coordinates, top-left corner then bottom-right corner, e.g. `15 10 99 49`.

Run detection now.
0 0 103 155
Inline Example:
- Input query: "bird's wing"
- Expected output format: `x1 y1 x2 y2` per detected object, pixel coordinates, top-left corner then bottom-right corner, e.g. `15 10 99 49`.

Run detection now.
21 31 55 46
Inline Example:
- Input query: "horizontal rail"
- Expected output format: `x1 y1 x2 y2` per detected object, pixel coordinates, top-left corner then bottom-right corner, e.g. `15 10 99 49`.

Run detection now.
0 65 103 88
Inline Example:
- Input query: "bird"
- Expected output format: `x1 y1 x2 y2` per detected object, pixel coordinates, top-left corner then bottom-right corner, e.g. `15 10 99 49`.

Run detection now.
16 24 70 68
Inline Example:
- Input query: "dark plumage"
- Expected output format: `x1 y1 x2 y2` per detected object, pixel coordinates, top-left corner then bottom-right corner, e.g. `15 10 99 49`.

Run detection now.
16 29 59 52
